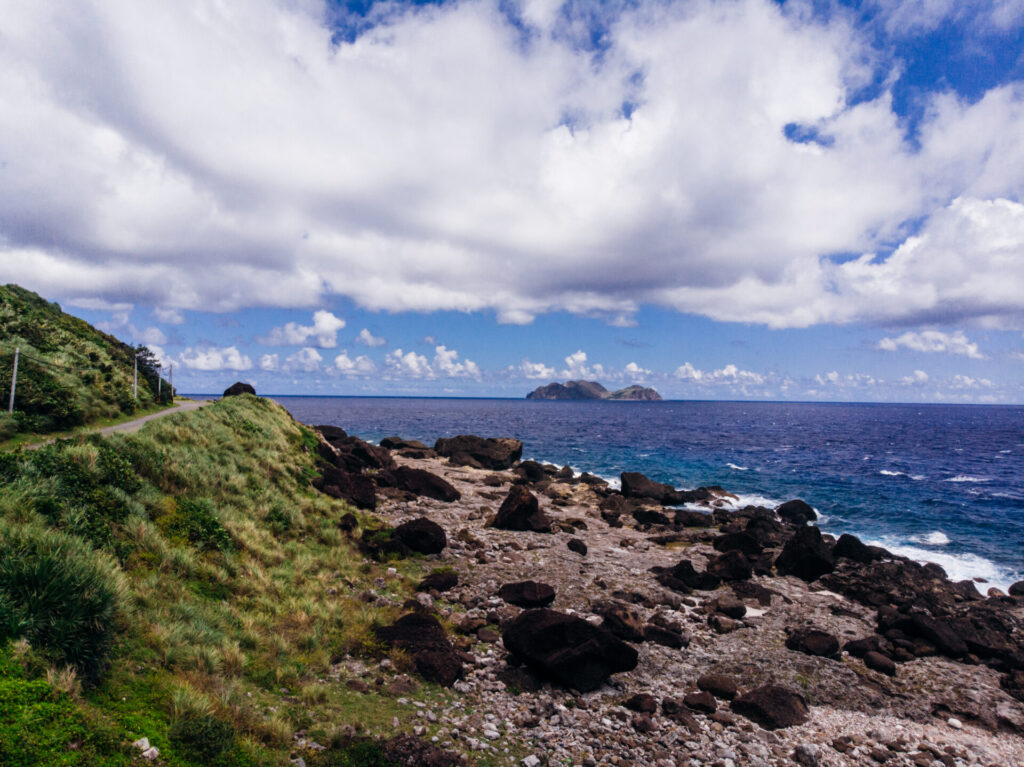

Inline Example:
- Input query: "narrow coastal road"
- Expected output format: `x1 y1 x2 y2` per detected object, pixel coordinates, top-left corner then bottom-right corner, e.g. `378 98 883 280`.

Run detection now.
24 399 208 449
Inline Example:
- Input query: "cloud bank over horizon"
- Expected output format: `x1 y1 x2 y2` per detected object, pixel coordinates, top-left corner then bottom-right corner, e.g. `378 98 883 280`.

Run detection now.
2 0 1023 332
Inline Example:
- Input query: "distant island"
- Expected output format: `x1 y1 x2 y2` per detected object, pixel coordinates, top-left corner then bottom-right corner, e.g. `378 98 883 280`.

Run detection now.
526 379 662 401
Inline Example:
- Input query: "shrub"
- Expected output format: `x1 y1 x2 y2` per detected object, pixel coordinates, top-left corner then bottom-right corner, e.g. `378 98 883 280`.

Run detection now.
311 740 396 767
0 521 127 683
169 713 235 762
166 498 233 552
0 413 16 441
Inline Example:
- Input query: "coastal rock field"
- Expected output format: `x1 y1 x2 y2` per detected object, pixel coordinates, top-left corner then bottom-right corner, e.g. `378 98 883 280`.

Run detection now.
319 427 1024 767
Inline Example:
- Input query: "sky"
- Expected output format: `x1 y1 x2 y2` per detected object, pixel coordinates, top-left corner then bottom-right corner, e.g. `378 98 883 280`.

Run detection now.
1 0 1024 401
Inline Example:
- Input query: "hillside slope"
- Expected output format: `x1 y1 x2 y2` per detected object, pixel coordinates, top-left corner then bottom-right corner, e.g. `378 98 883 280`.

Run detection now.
0 284 169 438
526 379 662 400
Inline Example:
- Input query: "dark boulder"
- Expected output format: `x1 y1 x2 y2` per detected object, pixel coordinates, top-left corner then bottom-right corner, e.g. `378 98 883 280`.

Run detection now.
833 533 884 563
514 460 547 483
623 693 658 714
316 467 377 510
863 650 896 676
657 559 721 592
379 734 466 767
502 608 639 692
712 594 746 619
594 600 646 642
567 538 588 556
222 381 256 397
393 517 447 555
642 624 689 649
418 570 458 593
661 699 701 730
775 499 817 525
674 509 714 528
697 673 738 700
744 515 787 547
775 525 835 582
434 435 523 470
683 690 717 714
490 486 551 533
1009 581 1024 597
316 424 348 441
785 628 840 659
620 472 697 505
498 581 556 608
713 532 762 557
707 550 753 582
632 508 672 526
730 685 810 729
380 436 428 450
392 466 461 502
843 635 887 658
375 613 463 687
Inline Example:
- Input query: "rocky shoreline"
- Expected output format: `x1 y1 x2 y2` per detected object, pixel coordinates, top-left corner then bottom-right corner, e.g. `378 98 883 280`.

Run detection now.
308 427 1024 767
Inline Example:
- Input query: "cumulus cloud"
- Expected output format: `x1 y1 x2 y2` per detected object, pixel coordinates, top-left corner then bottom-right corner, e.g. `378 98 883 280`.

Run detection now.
950 373 993 389
355 328 387 347
260 311 346 348
560 350 604 380
283 347 323 372
334 350 377 376
153 307 185 324
433 345 481 379
674 362 766 385
259 353 279 371
814 371 877 387
623 361 652 380
180 346 252 371
900 369 930 385
4 1 1024 330
135 326 167 346
877 330 984 358
386 349 433 378
519 359 556 380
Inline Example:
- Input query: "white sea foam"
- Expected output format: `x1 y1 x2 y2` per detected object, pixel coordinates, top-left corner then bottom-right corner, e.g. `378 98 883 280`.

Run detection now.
867 538 1015 594
910 531 951 546
879 469 904 477
943 475 991 483
726 463 749 471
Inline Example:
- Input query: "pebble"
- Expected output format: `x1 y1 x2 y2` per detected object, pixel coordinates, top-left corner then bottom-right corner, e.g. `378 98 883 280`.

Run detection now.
947 718 962 730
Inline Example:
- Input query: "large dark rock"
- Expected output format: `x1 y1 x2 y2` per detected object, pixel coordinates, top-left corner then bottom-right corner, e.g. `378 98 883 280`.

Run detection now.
1009 581 1024 597
833 533 883 563
697 673 739 700
632 508 672 526
316 425 348 441
621 472 680 504
393 517 447 555
642 624 689 648
222 381 256 397
391 466 461 502
656 559 721 592
593 600 646 642
713 532 762 557
434 435 523 470
683 690 717 714
514 460 548 483
706 550 753 582
380 436 429 451
863 650 896 676
502 608 639 692
775 499 817 525
418 570 458 593
321 433 397 474
674 509 714 528
315 467 377 510
785 628 840 659
490 486 551 533
775 525 835 582
498 581 556 608
375 613 463 687
730 685 810 729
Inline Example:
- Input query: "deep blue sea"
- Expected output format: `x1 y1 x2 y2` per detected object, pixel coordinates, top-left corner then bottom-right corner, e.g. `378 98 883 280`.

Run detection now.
265 397 1024 591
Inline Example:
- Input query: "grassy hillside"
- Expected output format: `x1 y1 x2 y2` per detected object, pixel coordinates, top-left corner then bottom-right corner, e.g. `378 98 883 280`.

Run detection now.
0 284 170 439
0 395 444 766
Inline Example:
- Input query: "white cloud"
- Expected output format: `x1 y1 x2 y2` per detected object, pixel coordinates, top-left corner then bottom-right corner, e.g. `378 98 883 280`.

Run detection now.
433 345 481 379
283 347 323 372
136 326 166 345
900 369 930 385
623 361 652 380
5 1 1024 330
153 307 185 324
950 374 993 389
386 348 433 378
560 350 604 380
261 311 346 347
674 361 765 385
355 328 387 347
334 350 377 376
258 353 279 371
814 371 878 387
146 344 173 368
877 329 984 358
519 359 556 380
180 346 252 371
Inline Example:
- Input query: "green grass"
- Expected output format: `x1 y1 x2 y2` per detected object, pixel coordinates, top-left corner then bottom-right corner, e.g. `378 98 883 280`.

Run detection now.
0 400 175 450
0 395 448 766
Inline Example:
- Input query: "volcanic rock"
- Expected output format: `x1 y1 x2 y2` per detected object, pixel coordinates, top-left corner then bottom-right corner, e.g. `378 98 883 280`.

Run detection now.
594 600 646 642
567 538 587 556
833 533 884 563
375 612 463 687
434 435 523 470
391 466 461 502
697 673 739 700
642 624 689 649
624 693 658 714
863 650 897 676
785 628 840 659
502 608 638 692
498 581 556 608
713 531 763 557
712 594 747 619
730 685 810 730
775 525 835 582
418 570 459 593
776 499 817 525
490 486 551 532
222 381 256 397
684 690 717 714
316 467 377 510
393 517 447 555
706 550 753 582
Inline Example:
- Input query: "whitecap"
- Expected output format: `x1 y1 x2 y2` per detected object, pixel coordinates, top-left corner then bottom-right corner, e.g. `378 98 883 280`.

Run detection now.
865 540 1015 594
910 531 950 546
879 470 905 477
910 474 926 481
943 475 991 483
727 463 749 471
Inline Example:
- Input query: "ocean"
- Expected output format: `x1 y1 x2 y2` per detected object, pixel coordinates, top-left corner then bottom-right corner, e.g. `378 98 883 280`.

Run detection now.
264 396 1024 592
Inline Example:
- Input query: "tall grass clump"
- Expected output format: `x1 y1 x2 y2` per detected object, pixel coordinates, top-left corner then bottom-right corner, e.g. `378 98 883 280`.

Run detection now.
0 520 128 683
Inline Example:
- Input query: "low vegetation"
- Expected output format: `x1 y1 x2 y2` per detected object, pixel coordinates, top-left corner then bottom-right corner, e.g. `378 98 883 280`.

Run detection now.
0 284 170 439
0 394 439 766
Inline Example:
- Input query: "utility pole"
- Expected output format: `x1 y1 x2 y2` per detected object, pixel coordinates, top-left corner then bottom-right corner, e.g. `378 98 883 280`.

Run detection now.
169 364 173 403
7 347 18 414
133 354 138 400
158 366 162 399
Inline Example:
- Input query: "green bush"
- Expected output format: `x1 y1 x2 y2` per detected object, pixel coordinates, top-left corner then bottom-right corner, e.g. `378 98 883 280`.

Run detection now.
311 740 396 767
0 413 16 441
0 521 127 683
167 498 233 552
169 713 235 762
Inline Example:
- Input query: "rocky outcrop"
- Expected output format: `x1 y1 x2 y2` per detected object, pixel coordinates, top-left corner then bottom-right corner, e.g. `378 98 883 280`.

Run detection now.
498 581 556 608
375 612 463 687
775 499 817 525
785 628 840 659
490 486 551 532
502 609 639 692
390 466 461 502
526 380 662 401
730 685 810 729
222 381 256 397
393 517 447 555
314 466 376 510
434 435 523 470
774 525 835 582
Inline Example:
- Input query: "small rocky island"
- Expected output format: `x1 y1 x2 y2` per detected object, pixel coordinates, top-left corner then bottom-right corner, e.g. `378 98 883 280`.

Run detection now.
527 380 663 401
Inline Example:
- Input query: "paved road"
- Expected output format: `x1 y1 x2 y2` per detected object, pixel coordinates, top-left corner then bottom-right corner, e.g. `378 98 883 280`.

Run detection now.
24 399 208 449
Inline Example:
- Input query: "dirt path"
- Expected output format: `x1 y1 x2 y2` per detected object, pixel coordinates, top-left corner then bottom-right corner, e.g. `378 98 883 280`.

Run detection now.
24 399 208 449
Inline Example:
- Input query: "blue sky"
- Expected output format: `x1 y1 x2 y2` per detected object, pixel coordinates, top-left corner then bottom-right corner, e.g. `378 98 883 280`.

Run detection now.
2 0 1024 401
